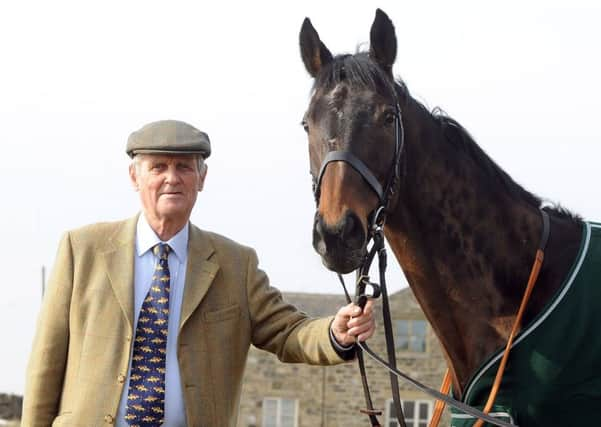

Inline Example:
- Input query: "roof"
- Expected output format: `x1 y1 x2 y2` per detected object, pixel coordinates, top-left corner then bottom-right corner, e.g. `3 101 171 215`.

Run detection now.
282 287 414 317
283 292 348 317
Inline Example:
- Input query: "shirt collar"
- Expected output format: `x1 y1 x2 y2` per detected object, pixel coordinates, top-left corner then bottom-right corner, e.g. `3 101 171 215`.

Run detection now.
136 213 189 263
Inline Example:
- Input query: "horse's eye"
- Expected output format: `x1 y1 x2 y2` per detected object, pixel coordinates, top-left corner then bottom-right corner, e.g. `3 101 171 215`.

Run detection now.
384 112 396 126
301 120 309 133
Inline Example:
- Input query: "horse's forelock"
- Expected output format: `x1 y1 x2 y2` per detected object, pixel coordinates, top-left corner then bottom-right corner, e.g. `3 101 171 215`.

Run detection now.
312 52 393 97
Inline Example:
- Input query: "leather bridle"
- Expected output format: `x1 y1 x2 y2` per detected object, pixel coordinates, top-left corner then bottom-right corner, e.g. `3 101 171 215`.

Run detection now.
310 84 522 427
312 101 404 211
312 99 406 427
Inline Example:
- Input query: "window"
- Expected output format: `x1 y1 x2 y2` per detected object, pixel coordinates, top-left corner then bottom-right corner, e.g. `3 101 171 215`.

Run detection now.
386 399 433 427
262 398 298 427
395 319 427 352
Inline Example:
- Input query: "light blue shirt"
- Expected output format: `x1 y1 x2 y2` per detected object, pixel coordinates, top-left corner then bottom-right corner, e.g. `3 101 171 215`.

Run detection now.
116 214 189 427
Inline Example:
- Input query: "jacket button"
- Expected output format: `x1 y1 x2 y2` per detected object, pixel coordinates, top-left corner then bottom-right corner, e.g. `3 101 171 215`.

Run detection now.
104 414 114 424
118 374 126 383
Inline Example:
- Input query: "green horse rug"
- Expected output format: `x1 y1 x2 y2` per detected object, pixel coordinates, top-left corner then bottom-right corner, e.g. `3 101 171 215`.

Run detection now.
451 222 601 426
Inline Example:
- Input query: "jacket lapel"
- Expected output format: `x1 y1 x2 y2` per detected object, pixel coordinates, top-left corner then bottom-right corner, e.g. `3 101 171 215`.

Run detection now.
103 216 137 331
179 225 220 331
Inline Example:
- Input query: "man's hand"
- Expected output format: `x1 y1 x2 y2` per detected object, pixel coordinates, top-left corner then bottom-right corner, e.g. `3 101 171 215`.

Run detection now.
331 299 376 346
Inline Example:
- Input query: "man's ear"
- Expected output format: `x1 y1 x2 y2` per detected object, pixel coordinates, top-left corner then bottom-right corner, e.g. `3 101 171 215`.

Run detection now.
198 163 208 192
129 163 139 191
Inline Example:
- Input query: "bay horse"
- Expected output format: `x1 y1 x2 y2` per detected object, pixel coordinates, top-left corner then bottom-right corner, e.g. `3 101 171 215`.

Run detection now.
299 8 601 427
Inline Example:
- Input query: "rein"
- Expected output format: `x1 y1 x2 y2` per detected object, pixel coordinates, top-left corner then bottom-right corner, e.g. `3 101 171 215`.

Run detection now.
311 84 550 426
337 218 406 427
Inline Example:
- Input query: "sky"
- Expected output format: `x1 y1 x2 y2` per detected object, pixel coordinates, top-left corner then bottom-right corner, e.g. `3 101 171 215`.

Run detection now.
2 0 601 395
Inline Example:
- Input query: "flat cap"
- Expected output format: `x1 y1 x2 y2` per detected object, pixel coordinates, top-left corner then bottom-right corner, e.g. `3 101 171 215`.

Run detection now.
126 120 211 158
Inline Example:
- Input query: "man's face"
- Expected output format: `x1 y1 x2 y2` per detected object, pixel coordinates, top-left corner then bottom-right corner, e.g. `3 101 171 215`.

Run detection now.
129 154 206 224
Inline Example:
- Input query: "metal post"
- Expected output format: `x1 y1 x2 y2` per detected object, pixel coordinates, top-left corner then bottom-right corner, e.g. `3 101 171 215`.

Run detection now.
321 366 326 427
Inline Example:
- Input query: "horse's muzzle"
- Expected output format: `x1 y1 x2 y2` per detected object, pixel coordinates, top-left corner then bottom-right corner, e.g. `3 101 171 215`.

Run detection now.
312 210 367 274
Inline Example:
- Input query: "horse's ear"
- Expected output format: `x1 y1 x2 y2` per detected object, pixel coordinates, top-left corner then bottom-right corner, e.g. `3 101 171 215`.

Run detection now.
369 9 397 75
300 17 333 78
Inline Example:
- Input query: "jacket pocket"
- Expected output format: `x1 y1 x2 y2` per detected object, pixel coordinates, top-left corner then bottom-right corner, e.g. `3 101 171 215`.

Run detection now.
202 303 240 323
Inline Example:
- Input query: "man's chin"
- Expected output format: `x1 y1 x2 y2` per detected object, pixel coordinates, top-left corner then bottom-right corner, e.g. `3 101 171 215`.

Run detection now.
155 203 191 219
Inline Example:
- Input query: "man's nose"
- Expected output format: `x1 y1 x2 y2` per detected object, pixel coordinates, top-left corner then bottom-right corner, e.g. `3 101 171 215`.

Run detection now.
164 166 182 184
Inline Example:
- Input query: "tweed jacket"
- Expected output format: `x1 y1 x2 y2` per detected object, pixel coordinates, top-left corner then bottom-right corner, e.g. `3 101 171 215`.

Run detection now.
22 216 346 426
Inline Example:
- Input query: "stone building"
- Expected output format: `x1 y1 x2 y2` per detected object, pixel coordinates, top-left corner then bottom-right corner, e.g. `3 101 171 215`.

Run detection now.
0 393 22 424
237 288 451 427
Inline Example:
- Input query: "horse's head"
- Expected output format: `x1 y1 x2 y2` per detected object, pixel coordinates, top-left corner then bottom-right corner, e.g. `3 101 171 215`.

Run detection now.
299 9 401 274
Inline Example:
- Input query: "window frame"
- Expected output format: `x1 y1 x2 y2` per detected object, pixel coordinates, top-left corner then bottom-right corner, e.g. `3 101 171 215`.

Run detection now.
394 319 428 354
262 397 299 427
385 398 433 427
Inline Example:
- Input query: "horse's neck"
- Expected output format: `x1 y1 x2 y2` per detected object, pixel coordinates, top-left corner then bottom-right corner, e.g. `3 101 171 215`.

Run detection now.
384 99 582 395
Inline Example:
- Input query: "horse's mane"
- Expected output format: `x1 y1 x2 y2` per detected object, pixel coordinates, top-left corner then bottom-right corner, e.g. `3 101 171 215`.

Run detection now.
313 51 581 222
432 109 541 205
430 109 580 221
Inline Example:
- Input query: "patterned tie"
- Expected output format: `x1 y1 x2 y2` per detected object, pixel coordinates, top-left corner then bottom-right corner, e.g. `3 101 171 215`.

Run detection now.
125 243 171 427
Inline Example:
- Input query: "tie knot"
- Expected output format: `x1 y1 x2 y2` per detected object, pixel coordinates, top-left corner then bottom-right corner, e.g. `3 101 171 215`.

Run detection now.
153 243 171 259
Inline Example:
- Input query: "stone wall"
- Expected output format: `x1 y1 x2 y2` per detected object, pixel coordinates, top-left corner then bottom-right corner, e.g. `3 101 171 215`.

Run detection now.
0 393 22 422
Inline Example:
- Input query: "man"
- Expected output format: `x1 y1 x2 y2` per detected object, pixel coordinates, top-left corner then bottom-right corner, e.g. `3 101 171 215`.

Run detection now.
22 120 375 426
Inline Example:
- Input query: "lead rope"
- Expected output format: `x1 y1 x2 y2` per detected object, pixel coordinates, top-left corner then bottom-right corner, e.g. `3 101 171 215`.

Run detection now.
375 229 407 427
339 273 382 426
429 210 550 427
338 230 405 427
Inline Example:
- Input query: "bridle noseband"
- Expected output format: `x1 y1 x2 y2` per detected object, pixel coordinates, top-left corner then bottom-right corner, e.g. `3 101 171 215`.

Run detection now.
312 102 404 216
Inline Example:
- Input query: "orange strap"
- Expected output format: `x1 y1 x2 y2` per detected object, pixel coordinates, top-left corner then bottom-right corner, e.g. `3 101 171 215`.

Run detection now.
429 249 544 427
473 249 544 427
428 368 452 427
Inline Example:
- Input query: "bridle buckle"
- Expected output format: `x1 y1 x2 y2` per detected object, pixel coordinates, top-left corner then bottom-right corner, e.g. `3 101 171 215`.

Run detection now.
370 206 386 233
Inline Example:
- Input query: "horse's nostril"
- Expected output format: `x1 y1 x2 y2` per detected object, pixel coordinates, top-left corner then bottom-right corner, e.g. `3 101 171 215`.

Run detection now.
313 211 365 257
313 216 327 256
341 214 356 241
315 238 327 256
341 213 364 246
